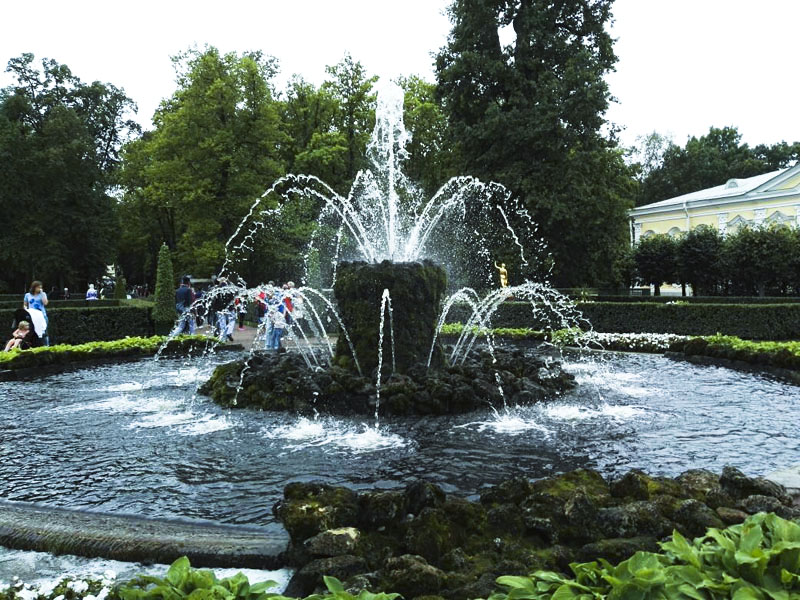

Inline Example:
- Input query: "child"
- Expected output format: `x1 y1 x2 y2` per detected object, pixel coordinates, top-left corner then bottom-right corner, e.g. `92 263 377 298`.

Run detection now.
5 321 33 351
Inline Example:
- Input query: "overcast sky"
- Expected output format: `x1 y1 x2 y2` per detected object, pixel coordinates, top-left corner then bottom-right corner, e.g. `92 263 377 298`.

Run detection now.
1 0 798 150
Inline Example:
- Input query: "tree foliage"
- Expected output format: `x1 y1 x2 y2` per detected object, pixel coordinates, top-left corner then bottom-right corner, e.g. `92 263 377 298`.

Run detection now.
676 225 723 296
634 234 677 295
0 53 139 292
636 126 800 206
436 0 636 287
117 47 285 281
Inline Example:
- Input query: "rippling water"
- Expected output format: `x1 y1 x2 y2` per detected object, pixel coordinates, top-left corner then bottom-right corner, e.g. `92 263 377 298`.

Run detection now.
1 351 798 530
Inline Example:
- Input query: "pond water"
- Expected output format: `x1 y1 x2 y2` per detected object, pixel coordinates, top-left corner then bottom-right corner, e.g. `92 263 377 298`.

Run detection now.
1 350 798 536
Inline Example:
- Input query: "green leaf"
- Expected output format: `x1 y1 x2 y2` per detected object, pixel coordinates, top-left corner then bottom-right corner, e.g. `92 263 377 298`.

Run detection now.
166 557 192 587
323 576 347 594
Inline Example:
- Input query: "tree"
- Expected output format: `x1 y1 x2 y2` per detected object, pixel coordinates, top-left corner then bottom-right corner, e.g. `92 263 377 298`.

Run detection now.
322 54 377 184
637 127 800 206
722 226 795 297
676 225 723 296
398 75 458 195
436 0 636 286
153 243 175 333
118 47 285 280
0 54 139 292
113 268 127 300
634 234 677 296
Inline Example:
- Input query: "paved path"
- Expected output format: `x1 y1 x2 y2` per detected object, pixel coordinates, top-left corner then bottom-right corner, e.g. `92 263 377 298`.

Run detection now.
0 500 287 568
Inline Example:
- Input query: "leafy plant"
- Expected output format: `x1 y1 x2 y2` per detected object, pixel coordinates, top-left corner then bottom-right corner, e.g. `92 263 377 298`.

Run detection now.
484 513 800 600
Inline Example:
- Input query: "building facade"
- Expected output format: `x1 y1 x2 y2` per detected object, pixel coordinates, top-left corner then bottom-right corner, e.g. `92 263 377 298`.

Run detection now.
629 163 800 243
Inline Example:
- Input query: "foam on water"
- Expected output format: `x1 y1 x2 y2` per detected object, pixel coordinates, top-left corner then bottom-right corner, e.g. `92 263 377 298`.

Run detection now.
128 410 198 429
264 417 411 453
542 402 645 421
0 546 291 593
177 414 233 436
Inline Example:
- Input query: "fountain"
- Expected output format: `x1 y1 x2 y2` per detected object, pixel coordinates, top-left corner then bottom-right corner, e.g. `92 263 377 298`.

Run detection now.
199 79 581 416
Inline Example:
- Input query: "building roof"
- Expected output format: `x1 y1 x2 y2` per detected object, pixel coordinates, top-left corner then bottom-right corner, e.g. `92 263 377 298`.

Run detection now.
630 164 800 217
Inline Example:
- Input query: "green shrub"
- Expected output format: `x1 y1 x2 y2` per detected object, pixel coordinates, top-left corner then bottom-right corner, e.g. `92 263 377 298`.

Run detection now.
486 513 800 600
1 306 153 345
114 270 127 300
153 243 176 334
117 556 399 600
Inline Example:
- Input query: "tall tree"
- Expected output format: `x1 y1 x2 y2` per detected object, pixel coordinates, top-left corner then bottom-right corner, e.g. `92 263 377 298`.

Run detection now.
0 54 139 292
634 234 677 296
118 47 285 280
436 0 635 286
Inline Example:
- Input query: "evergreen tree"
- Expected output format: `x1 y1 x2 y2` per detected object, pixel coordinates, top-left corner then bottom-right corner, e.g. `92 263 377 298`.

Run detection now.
153 243 175 333
436 0 635 286
113 268 127 300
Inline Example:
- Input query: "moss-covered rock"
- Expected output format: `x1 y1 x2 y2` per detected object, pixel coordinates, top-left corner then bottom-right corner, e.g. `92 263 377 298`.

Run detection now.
333 260 448 375
201 345 574 416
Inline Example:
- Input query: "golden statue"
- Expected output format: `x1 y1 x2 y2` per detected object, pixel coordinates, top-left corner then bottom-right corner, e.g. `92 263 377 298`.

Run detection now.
494 261 509 288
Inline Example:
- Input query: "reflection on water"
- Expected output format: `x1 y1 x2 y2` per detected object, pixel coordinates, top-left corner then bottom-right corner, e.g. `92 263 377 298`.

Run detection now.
1 350 799 529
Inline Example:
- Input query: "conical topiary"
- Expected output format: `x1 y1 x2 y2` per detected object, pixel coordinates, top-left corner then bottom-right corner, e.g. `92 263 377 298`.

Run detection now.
153 243 175 334
114 267 127 300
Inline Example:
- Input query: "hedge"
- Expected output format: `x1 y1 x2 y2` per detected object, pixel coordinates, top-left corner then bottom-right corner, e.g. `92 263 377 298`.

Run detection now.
578 302 800 340
445 301 800 340
1 305 153 345
0 335 211 371
0 299 120 309
670 334 800 371
579 295 800 304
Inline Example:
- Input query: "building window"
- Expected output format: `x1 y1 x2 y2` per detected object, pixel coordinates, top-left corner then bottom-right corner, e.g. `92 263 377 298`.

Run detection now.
667 227 683 238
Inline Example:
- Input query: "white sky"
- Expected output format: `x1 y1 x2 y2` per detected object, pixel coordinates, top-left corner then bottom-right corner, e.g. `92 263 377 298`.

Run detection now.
1 0 798 150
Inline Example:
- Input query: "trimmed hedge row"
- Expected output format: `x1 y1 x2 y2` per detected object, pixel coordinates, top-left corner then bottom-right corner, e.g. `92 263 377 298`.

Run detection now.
670 334 800 371
0 299 120 309
0 335 211 371
1 306 154 345
580 295 800 304
578 302 800 340
445 301 800 340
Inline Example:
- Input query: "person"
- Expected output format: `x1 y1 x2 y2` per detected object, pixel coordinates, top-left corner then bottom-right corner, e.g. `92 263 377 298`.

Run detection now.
63 287 70 300
86 284 99 301
173 275 196 335
235 296 247 330
268 302 287 351
24 281 49 346
4 321 35 351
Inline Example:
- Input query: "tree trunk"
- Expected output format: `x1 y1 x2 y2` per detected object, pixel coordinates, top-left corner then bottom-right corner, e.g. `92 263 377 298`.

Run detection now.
654 284 661 296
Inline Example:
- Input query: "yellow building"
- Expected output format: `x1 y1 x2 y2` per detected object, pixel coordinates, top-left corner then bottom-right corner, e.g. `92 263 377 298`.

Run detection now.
629 163 800 243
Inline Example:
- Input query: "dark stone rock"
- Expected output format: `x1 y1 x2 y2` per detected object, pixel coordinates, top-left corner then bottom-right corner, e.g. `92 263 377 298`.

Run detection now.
599 501 674 539
577 536 659 564
440 548 469 573
720 466 791 504
383 554 445 599
450 572 497 600
359 491 407 528
704 486 736 510
202 345 574 416
531 469 610 502
522 515 557 544
738 495 784 515
285 555 368 597
304 527 360 557
610 470 650 501
716 507 749 525
673 499 724 538
479 476 534 507
487 504 525 535
563 491 599 540
406 481 446 516
273 483 359 545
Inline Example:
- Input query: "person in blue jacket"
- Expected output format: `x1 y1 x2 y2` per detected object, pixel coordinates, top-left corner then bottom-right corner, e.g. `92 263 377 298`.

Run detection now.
23 280 49 346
